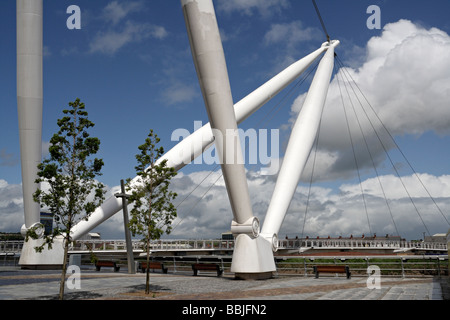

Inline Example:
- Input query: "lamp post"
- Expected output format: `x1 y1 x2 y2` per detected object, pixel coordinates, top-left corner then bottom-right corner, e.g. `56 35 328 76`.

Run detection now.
115 180 135 274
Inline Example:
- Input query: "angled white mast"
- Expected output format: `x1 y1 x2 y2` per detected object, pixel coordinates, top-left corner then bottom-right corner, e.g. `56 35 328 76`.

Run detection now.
261 40 339 246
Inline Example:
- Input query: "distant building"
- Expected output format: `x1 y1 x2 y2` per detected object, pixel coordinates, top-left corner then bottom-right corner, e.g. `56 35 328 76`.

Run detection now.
286 233 404 242
424 233 447 244
221 231 234 240
78 232 101 241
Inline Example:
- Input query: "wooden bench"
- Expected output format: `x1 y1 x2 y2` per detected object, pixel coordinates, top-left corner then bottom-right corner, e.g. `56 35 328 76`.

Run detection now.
139 261 168 274
192 263 223 277
95 260 120 272
313 265 351 279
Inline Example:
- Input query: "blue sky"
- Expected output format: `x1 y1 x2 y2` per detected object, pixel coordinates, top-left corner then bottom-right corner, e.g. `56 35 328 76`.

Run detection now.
1 0 450 240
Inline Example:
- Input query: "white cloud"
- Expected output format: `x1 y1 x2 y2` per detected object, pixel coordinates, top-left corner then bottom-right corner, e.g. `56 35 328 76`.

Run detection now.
286 19 450 182
0 149 18 167
3 169 447 240
101 1 144 26
89 21 168 55
264 21 320 46
217 0 290 17
161 82 198 106
0 180 24 231
89 1 168 55
162 168 450 241
263 20 322 73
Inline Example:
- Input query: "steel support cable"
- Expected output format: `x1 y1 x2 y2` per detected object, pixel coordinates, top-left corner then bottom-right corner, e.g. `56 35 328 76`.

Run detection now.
161 164 219 231
334 57 431 236
298 59 333 241
174 164 220 209
334 59 400 237
335 58 434 235
334 62 373 236
312 0 331 43
170 170 223 231
300 106 324 241
336 56 450 227
255 58 321 130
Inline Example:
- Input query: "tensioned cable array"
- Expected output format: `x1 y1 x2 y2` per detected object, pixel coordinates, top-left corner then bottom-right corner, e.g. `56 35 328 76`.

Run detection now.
334 61 400 237
333 54 450 236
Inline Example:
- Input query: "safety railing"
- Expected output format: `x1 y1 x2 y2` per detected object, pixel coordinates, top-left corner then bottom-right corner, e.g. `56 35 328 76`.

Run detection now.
2 238 447 253
277 239 448 251
69 239 235 252
274 255 449 278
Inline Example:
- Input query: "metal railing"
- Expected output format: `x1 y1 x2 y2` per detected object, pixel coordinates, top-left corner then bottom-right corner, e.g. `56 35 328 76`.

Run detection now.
0 241 23 266
278 239 448 251
274 255 449 278
2 238 447 254
0 241 23 253
69 239 235 252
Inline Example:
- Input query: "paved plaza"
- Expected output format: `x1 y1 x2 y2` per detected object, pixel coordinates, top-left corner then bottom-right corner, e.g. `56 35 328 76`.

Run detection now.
0 266 448 301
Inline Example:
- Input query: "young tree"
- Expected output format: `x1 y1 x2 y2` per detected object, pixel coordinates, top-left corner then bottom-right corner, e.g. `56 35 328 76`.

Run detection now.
127 129 177 295
31 98 106 300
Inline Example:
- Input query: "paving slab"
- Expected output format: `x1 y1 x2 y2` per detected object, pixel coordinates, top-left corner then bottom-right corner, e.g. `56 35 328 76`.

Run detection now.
0 266 447 301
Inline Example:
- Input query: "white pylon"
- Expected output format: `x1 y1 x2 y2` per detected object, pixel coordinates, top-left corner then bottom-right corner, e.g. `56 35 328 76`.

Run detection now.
17 0 43 232
261 40 339 247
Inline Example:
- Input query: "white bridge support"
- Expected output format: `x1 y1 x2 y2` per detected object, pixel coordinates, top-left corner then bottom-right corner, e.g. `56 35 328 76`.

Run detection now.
261 40 339 247
17 0 43 236
181 0 274 279
69 20 327 242
17 0 338 273
16 0 65 268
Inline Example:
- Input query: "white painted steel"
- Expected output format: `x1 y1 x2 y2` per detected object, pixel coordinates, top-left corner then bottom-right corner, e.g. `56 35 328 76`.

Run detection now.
17 0 43 230
70 29 326 241
181 0 253 225
261 40 340 244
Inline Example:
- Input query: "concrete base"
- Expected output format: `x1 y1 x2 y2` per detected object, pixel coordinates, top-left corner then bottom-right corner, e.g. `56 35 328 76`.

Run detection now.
234 272 273 280
19 237 64 269
230 234 276 280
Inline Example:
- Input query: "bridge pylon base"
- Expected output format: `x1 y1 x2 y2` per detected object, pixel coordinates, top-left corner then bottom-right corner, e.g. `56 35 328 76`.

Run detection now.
19 237 64 269
230 234 276 280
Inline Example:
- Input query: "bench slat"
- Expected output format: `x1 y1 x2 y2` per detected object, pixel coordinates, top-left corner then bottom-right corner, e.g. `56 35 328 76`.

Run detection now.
139 261 168 274
95 260 120 272
192 263 223 277
314 265 351 279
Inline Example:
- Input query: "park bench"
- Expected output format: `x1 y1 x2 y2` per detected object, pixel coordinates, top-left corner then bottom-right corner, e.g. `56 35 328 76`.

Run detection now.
95 260 120 272
139 261 168 274
192 263 223 277
313 265 351 279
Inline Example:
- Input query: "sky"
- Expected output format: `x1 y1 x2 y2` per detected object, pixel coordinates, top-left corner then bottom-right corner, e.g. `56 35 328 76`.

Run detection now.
1 0 450 241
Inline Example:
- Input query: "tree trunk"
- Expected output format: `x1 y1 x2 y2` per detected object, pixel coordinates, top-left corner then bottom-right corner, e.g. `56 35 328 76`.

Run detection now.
145 237 151 294
59 237 69 300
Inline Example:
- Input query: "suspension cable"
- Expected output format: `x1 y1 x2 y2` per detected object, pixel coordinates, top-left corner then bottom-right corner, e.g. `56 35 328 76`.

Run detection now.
334 59 401 236
334 61 373 236
335 55 446 235
312 0 330 42
336 55 450 228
